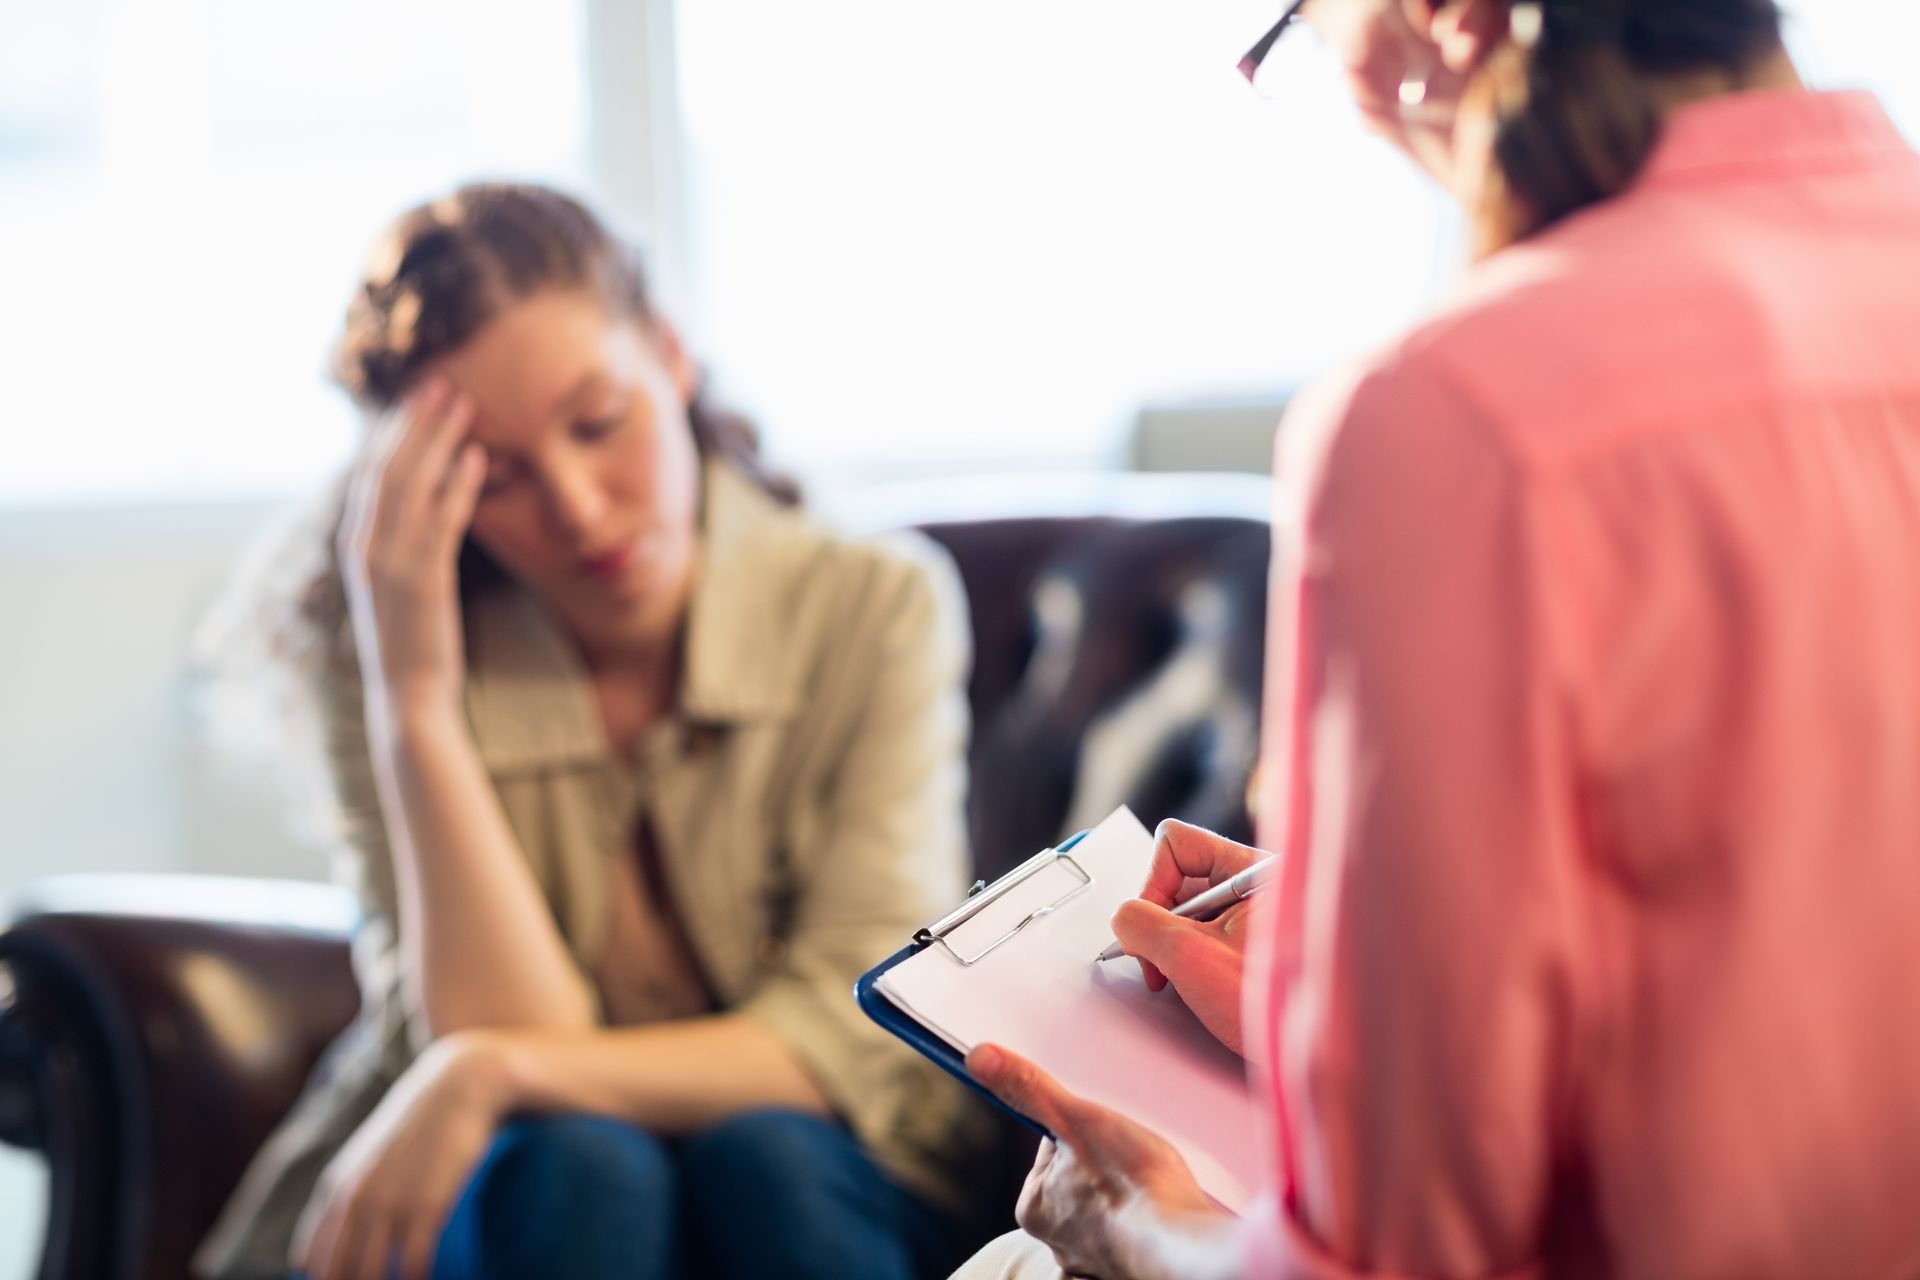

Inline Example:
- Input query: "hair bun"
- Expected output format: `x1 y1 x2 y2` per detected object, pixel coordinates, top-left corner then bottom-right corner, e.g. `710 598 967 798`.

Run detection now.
1541 0 1626 45
327 184 653 411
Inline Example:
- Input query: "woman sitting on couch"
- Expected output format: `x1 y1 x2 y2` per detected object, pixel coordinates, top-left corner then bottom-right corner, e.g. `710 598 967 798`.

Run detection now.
194 182 987 1280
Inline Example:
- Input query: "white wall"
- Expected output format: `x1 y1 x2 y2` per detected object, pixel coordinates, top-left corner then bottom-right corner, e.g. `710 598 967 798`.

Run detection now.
0 501 325 885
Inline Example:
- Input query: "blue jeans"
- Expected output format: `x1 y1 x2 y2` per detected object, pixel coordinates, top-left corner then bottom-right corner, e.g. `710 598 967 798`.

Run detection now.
427 1109 967 1280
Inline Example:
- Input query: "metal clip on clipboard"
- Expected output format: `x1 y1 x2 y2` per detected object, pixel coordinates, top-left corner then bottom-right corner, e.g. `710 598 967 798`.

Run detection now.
911 831 1093 967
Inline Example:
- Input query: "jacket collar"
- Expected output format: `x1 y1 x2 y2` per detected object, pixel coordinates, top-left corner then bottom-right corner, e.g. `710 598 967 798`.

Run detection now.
463 459 818 774
1638 89 1910 190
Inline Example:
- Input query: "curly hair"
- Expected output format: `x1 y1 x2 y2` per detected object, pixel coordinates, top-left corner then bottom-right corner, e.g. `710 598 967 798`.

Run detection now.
332 184 656 412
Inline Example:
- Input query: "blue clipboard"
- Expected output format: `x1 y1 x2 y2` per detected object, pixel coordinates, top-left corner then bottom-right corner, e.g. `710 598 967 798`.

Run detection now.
854 829 1092 1136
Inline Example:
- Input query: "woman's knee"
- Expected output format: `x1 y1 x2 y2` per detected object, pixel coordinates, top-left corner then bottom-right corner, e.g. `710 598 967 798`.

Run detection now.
678 1109 862 1205
678 1110 930 1279
480 1113 674 1207
443 1113 678 1279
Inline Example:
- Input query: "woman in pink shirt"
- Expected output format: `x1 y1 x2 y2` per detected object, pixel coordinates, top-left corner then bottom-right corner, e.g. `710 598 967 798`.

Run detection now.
957 0 1920 1276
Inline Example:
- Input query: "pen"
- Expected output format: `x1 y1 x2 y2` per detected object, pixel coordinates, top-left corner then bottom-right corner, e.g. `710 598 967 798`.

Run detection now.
1095 856 1279 963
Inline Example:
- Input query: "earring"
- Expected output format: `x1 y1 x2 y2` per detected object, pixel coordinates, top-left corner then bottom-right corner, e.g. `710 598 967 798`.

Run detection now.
1509 1 1544 49
1398 63 1433 109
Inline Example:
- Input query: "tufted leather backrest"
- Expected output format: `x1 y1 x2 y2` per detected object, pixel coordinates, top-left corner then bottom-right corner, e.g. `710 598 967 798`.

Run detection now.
924 515 1268 882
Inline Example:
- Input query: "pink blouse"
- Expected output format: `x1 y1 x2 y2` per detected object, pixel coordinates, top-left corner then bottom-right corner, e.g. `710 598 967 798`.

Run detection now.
1247 90 1920 1279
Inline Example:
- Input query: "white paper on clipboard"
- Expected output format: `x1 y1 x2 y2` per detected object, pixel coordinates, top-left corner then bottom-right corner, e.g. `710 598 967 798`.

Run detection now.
874 806 1262 1213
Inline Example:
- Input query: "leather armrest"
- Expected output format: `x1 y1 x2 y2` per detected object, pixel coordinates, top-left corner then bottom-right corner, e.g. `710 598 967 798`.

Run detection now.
0 876 359 1280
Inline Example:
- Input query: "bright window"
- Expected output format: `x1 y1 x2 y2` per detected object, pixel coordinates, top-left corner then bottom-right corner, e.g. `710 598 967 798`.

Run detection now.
674 1 1455 479
1785 1 1920 136
0 0 588 506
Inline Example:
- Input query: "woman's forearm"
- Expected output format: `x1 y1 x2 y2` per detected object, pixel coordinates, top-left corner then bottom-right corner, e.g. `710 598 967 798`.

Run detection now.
466 1015 831 1134
368 700 596 1035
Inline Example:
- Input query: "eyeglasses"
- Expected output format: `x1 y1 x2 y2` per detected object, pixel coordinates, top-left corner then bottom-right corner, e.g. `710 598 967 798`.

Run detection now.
1238 0 1311 90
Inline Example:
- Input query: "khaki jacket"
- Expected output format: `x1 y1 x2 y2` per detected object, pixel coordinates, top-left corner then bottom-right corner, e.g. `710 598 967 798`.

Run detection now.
196 461 992 1277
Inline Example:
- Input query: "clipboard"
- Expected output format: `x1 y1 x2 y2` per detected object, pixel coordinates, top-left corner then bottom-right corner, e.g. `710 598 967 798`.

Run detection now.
855 806 1262 1211
853 828 1092 1135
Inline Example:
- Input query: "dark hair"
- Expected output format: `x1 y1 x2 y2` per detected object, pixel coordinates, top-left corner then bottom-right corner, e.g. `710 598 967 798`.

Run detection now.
333 184 637 408
1472 0 1783 251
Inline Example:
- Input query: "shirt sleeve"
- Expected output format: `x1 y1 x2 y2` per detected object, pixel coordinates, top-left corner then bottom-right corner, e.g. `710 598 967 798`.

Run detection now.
311 640 610 1054
309 649 410 1019
1245 353 1587 1278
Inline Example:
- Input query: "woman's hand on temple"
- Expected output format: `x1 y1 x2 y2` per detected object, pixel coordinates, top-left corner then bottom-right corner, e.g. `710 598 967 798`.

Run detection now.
967 1044 1242 1280
1108 820 1268 1057
338 379 488 723
292 1032 506 1280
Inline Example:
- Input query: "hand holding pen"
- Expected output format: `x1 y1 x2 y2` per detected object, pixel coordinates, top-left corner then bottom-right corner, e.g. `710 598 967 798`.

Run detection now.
1096 855 1278 962
1094 821 1275 1057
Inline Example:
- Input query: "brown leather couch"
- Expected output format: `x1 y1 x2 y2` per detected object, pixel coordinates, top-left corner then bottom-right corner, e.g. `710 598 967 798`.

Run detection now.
0 485 1270 1279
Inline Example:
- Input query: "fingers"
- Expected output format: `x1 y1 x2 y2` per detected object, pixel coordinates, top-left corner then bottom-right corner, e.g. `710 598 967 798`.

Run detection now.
293 1179 378 1280
345 383 442 536
296 1197 351 1280
342 380 478 564
436 443 488 553
409 392 475 504
382 388 476 531
1113 896 1172 991
347 1213 398 1280
312 1201 411 1280
1112 899 1222 991
296 1175 446 1280
966 1044 1084 1137
1014 1137 1053 1237
356 384 437 501
1141 820 1267 910
396 1217 440 1280
371 379 449 489
1109 899 1249 1055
